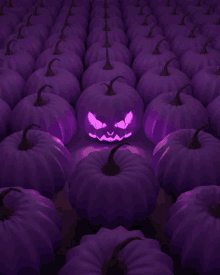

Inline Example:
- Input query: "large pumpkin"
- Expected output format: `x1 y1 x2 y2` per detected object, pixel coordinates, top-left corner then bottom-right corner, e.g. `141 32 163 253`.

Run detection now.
58 225 174 275
151 123 220 199
68 142 159 229
0 186 62 275
0 124 72 200
9 85 77 145
164 185 220 274
76 76 144 142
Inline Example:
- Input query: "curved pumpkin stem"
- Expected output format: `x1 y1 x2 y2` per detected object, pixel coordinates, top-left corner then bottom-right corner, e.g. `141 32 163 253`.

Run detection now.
101 76 125 96
40 0 44 7
160 57 178 76
165 0 171 7
26 14 33 26
102 237 143 275
142 13 152 26
172 4 182 15
200 38 215 54
103 48 113 70
53 39 64 55
18 124 41 151
33 4 41 16
5 39 17 56
152 38 167 55
8 0 13 7
135 0 140 7
179 13 191 25
170 84 192 106
45 58 60 76
34 85 52 107
186 123 214 149
17 25 26 39
60 25 68 39
102 143 130 175
138 4 149 15
196 0 202 7
70 0 77 7
188 24 201 38
206 4 217 15
146 24 158 38
0 3 6 16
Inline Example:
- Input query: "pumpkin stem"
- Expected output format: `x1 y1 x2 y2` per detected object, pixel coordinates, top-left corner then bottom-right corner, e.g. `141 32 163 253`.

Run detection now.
208 203 220 218
8 0 13 7
172 4 182 15
59 25 67 39
53 39 63 55
33 4 41 16
18 124 41 151
64 14 70 27
214 67 220 75
34 85 52 107
17 25 25 39
188 24 202 38
146 24 158 38
103 29 112 48
142 13 152 26
45 58 60 76
70 0 77 7
40 0 44 7
26 14 33 26
179 13 191 25
200 38 215 54
103 0 108 8
102 143 130 175
138 4 149 15
170 84 192 106
160 57 178 76
0 188 22 221
67 6 74 16
165 0 171 7
103 48 113 70
5 39 17 56
103 17 110 31
135 0 140 7
0 3 6 16
102 237 143 275
104 7 109 19
0 59 3 62
152 38 167 55
101 76 125 96
206 4 217 15
196 0 202 7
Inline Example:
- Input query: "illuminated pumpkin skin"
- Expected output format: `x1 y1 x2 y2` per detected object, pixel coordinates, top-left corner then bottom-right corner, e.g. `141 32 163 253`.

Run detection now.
76 76 144 142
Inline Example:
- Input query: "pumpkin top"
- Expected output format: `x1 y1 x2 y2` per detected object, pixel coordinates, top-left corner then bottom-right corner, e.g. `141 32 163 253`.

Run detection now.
104 7 109 19
34 85 53 107
53 39 64 55
214 67 220 75
4 39 17 55
17 25 26 39
188 24 201 38
135 0 140 7
26 13 33 26
146 24 158 38
45 58 60 76
103 17 110 31
0 3 6 16
160 57 178 76
138 4 149 15
170 84 193 106
172 4 182 15
152 38 167 55
200 38 215 54
179 12 191 25
101 76 125 96
18 124 41 151
33 4 41 16
206 4 217 15
103 48 113 70
103 28 111 48
142 13 153 26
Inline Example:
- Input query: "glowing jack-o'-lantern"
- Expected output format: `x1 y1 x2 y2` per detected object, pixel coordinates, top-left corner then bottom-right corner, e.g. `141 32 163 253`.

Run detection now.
76 76 144 142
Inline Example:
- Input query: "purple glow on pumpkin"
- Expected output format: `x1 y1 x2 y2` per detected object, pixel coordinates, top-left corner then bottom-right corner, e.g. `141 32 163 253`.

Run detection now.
88 132 132 142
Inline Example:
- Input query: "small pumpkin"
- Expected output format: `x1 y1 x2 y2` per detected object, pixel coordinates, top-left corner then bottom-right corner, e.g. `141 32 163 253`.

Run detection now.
63 0 91 9
210 34 220 53
164 185 220 274
90 5 122 20
185 0 208 15
201 18 220 39
180 38 220 79
136 58 193 107
0 98 11 142
43 24 85 59
0 2 19 29
58 225 174 275
28 1 59 18
68 142 159 229
142 84 209 145
191 66 220 107
132 38 179 80
76 76 144 142
151 123 220 199
92 0 120 9
89 15 125 32
9 85 77 145
122 0 151 18
2 0 28 19
192 4 219 25
35 39 84 80
0 124 71 199
123 3 152 27
60 1 90 19
0 186 62 274
153 0 180 17
0 39 35 80
23 58 81 107
0 62 25 109
82 49 137 89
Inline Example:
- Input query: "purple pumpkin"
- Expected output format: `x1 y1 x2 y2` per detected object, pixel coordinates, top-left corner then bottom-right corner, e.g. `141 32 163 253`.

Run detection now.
132 38 179 79
0 3 19 29
28 2 59 18
207 95 220 140
1 25 43 60
63 0 91 9
60 2 90 19
0 98 11 142
92 0 120 9
185 0 208 15
123 3 152 22
192 4 219 25
0 21 12 46
0 39 35 80
9 85 77 145
23 58 81 107
1 0 28 20
129 24 171 58
35 39 84 80
151 123 220 198
82 49 137 89
142 84 209 145
180 38 220 79
209 34 220 52
22 4 54 29
35 0 63 9
50 20 87 44
191 66 220 107
89 16 125 32
150 0 176 12
55 10 88 30
43 25 85 59
153 0 180 17
137 58 193 107
0 65 25 109
76 76 144 142
201 18 220 39
171 24 206 57
90 5 122 20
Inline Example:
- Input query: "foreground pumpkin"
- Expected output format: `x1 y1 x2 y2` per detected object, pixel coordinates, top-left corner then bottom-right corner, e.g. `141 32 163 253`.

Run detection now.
151 123 220 199
82 49 137 89
142 84 209 145
0 186 62 275
164 185 220 274
69 143 159 229
0 124 71 200
76 76 144 142
58 225 174 275
9 85 77 145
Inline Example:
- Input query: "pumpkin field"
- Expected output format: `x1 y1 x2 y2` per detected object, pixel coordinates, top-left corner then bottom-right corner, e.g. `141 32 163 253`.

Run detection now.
1 0 220 274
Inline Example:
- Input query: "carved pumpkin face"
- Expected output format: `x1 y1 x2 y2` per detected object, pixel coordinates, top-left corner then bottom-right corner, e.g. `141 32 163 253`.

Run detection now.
76 76 144 142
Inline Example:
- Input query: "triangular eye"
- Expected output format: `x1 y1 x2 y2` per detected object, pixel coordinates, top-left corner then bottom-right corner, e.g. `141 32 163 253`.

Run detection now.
88 112 106 129
125 111 133 124
114 111 133 129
